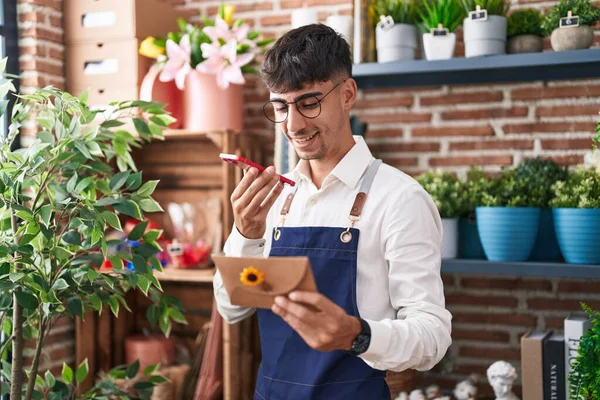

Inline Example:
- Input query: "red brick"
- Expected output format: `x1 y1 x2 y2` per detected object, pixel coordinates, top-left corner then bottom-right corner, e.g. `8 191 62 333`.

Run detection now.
359 113 432 124
459 346 521 361
244 93 270 103
49 15 62 28
260 14 291 26
441 107 528 120
413 126 494 137
19 0 62 11
365 129 403 138
19 11 46 23
48 47 64 60
354 96 414 109
536 104 600 117
461 277 552 291
454 363 496 376
19 44 47 57
449 139 534 151
558 281 600 293
542 155 585 166
446 293 519 308
208 2 273 14
381 157 419 167
546 315 570 329
452 311 537 327
503 122 593 134
20 26 63 44
541 138 596 150
527 298 600 311
429 155 513 167
369 142 440 153
363 86 443 95
420 91 503 107
452 328 510 342
281 0 349 7
512 85 600 100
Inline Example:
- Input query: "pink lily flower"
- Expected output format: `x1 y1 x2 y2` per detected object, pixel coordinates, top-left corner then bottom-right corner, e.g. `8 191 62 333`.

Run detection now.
159 34 192 90
204 17 256 49
196 39 255 89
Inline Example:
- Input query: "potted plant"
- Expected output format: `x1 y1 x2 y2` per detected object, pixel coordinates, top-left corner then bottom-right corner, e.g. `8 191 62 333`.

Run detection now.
0 58 185 399
138 3 274 132
568 302 600 399
506 8 545 53
514 158 568 261
458 167 488 259
418 0 466 60
416 170 465 259
550 166 600 264
462 0 510 57
541 0 600 51
370 0 421 62
476 168 541 262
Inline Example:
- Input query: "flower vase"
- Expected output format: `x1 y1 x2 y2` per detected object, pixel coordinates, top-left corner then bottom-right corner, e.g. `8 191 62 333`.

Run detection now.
139 65 183 129
183 70 244 132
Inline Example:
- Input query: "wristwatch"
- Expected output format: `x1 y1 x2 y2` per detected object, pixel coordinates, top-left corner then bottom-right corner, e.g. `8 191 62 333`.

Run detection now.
349 318 371 356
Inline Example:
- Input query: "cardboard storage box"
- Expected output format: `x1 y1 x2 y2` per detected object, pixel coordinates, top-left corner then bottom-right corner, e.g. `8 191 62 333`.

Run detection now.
69 85 140 108
64 0 184 43
66 39 152 88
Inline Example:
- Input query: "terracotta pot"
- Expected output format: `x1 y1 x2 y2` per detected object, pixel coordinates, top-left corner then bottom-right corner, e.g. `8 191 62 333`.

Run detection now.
550 25 594 51
125 334 176 373
139 65 183 129
183 70 244 132
507 34 544 54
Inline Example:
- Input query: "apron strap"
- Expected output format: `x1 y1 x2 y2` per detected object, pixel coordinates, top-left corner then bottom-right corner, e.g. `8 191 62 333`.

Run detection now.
349 159 382 218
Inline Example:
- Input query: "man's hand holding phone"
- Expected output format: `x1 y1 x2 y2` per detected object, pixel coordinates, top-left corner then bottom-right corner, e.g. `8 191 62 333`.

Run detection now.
230 166 284 239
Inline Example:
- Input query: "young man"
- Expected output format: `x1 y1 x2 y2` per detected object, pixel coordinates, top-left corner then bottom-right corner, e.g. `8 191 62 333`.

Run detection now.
213 24 452 399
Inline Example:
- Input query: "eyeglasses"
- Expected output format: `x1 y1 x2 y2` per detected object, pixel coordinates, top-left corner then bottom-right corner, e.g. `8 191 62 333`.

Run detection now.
263 79 347 124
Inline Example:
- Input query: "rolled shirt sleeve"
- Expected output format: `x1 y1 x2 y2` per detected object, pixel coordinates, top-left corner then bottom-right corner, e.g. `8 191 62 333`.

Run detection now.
359 184 453 372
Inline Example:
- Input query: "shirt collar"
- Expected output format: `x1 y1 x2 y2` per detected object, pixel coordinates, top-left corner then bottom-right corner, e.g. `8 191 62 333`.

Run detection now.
291 136 374 189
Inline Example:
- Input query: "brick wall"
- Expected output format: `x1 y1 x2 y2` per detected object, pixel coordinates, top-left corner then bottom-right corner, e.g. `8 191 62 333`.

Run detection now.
14 0 600 396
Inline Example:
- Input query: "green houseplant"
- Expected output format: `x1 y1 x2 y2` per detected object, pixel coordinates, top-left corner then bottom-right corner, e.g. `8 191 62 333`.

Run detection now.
542 0 600 51
506 9 545 53
568 302 600 400
418 0 466 60
0 58 186 399
461 0 511 57
370 0 422 62
416 170 465 258
550 166 600 264
458 167 490 259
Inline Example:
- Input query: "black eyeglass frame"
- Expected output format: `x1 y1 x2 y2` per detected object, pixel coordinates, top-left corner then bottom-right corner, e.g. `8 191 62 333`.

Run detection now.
262 79 348 123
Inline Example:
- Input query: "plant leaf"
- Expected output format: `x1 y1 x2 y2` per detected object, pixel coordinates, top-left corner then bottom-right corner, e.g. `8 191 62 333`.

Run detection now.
146 304 159 327
76 359 89 384
101 211 122 231
126 360 140 379
109 171 130 191
168 307 187 324
62 230 81 246
128 221 148 241
15 291 39 310
67 297 83 318
138 198 163 213
136 180 159 198
61 362 73 384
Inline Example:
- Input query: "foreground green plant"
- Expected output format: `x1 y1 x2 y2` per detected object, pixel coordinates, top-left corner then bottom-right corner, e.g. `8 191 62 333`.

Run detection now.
550 167 600 208
541 0 600 36
507 9 544 37
416 170 465 218
418 0 466 32
462 0 510 16
0 57 185 399
568 302 600 400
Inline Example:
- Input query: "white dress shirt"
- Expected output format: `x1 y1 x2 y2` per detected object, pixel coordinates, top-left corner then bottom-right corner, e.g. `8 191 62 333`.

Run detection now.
213 136 452 372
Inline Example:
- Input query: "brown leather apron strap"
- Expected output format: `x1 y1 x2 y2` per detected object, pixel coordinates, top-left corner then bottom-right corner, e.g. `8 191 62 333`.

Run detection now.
350 192 367 218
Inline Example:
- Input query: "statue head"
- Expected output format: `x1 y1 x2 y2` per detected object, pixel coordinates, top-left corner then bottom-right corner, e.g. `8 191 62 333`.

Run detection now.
487 361 518 398
453 379 477 400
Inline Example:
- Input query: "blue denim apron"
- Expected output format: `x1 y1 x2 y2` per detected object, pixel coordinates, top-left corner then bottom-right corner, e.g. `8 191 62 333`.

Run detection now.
254 159 390 400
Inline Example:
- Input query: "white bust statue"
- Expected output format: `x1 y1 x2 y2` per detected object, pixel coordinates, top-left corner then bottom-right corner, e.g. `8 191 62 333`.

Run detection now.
453 379 477 400
409 389 426 400
487 361 519 400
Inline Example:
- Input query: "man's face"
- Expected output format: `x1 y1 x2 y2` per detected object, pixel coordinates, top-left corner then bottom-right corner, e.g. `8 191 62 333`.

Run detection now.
268 80 348 161
491 377 512 397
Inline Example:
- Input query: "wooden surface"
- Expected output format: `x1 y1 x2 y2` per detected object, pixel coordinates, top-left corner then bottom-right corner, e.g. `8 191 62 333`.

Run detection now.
154 267 215 283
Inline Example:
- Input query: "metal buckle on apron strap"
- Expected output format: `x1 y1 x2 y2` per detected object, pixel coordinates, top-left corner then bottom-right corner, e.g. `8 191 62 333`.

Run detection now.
340 216 359 243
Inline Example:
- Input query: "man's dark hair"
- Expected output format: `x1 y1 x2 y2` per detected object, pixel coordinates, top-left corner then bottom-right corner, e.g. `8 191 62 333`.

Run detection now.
260 23 352 94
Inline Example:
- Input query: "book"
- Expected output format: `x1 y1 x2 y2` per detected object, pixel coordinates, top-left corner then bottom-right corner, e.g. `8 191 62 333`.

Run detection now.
543 331 565 400
521 330 552 400
564 312 591 400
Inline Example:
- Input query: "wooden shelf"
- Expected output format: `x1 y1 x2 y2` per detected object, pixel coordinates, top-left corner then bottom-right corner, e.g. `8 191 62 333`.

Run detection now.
352 48 600 89
442 259 600 279
154 267 215 283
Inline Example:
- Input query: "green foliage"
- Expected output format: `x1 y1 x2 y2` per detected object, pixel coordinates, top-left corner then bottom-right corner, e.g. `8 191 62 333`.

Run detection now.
514 157 568 208
507 9 544 37
418 0 467 32
595 115 600 151
462 166 493 215
550 167 600 208
370 0 421 26
462 0 510 16
416 170 465 218
568 302 600 400
0 57 186 399
541 0 600 36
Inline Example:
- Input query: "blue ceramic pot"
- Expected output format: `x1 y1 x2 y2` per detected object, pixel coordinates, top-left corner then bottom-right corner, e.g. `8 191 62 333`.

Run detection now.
476 207 541 262
458 215 485 259
529 208 562 262
553 208 600 265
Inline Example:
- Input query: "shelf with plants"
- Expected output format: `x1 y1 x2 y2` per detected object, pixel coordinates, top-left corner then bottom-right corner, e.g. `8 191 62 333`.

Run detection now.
354 0 600 89
441 259 600 278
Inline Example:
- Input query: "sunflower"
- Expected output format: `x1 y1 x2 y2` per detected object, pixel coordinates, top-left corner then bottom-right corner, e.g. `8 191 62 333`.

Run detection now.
240 266 265 286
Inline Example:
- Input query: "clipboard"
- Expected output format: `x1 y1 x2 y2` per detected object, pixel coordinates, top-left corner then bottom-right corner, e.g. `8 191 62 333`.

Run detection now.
213 254 317 309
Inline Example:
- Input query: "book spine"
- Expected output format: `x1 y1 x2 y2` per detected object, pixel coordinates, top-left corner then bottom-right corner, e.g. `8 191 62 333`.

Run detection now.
543 336 565 400
564 318 591 400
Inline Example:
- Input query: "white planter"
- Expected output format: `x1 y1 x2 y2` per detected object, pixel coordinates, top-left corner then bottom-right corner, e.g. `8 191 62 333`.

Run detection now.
376 23 418 62
441 218 459 259
463 15 507 58
423 33 456 60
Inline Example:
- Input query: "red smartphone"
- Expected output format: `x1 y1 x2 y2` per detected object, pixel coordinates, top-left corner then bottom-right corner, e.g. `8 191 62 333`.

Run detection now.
219 153 296 186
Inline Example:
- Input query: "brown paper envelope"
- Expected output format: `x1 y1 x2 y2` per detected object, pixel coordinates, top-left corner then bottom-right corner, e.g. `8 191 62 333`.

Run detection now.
212 255 317 309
